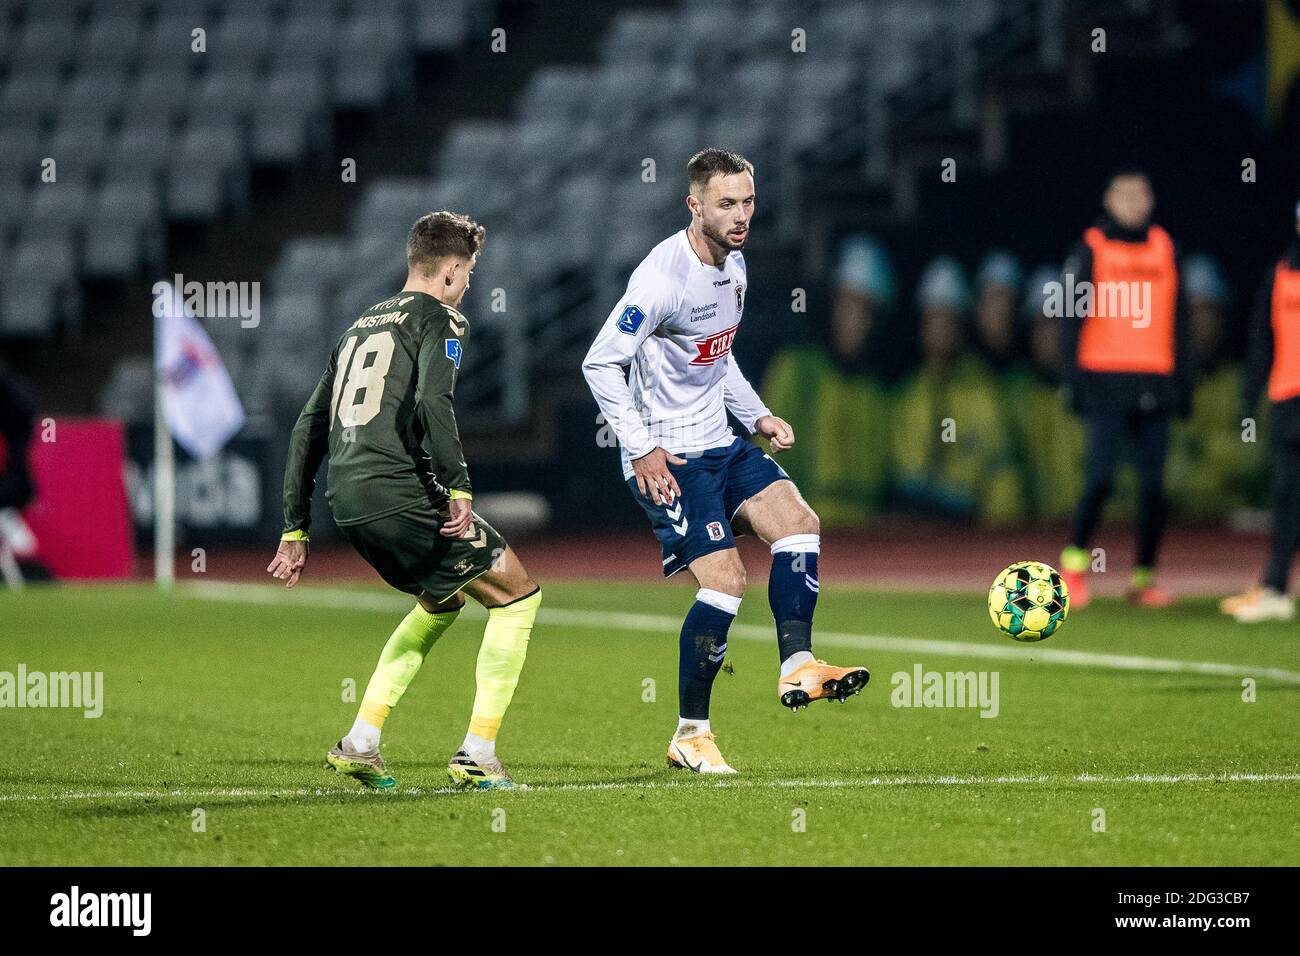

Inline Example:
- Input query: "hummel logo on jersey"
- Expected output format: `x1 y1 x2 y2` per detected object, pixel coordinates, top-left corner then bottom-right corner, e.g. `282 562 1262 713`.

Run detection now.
445 339 462 368
617 305 647 335
690 325 738 365
713 277 732 287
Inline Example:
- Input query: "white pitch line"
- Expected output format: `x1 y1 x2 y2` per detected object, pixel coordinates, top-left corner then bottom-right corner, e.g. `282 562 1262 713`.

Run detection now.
182 581 1300 685
1 772 1298 805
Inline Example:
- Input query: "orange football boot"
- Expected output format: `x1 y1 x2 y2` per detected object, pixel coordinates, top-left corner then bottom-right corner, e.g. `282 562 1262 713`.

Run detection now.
666 731 737 774
1127 584 1175 608
1060 569 1090 610
778 659 870 710
1220 585 1263 616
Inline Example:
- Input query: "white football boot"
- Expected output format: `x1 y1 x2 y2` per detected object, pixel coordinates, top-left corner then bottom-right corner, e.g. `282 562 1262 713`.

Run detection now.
1232 587 1296 623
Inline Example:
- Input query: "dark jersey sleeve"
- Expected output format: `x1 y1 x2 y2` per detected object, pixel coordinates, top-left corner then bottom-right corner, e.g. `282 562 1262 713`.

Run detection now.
415 311 471 495
281 349 336 534
1243 266 1276 415
1058 241 1091 393
1171 242 1194 413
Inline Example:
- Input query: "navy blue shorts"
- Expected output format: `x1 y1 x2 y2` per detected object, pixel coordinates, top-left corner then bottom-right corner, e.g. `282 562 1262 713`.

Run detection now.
627 439 789 577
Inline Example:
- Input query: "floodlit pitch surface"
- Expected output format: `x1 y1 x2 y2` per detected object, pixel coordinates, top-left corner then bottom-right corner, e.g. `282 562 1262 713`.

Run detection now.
1 581 1296 866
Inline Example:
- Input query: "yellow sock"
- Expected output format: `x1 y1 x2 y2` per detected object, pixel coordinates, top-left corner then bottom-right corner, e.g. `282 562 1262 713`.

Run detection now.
358 603 459 730
467 590 541 741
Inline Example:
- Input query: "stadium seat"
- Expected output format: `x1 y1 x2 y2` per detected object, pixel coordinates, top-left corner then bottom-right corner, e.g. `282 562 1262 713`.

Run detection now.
84 176 163 277
280 13 340 63
63 70 130 122
98 356 155 425
0 125 42 168
272 236 347 284
212 15 274 71
86 0 149 18
599 10 680 64
194 67 260 121
26 180 93 229
81 16 143 67
167 161 231 220
108 121 176 176
415 0 470 52
1 234 78 337
519 67 591 122
334 13 408 108
251 65 328 162
0 73 61 118
47 117 112 180
125 69 194 127
11 19 78 70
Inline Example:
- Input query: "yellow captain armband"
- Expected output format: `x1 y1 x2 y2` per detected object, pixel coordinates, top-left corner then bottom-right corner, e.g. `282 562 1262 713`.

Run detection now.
449 490 473 501
280 530 310 542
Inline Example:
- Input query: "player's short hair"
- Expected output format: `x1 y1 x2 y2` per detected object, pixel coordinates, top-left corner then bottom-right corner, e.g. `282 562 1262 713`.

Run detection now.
406 211 485 273
1106 165 1150 187
687 148 754 193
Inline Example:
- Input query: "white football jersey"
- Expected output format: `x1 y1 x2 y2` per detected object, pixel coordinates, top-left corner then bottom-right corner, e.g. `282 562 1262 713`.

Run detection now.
582 229 771 478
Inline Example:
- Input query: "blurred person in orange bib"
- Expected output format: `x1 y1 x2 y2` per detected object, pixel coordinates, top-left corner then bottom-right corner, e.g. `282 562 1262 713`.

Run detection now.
1057 168 1193 609
1221 201 1300 623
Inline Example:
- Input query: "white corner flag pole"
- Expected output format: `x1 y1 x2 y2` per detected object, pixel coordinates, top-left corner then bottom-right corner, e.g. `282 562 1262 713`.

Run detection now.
154 342 175 589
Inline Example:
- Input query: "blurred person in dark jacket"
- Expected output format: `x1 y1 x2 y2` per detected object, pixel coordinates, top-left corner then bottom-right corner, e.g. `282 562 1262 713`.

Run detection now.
1057 168 1192 609
973 250 1024 368
1020 264 1086 523
762 234 895 525
0 365 39 585
0 367 36 512
1167 254 1263 520
1221 204 1300 622
893 256 1022 525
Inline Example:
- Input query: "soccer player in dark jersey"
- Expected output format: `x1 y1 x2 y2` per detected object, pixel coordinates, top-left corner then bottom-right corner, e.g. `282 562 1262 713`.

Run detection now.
268 211 541 790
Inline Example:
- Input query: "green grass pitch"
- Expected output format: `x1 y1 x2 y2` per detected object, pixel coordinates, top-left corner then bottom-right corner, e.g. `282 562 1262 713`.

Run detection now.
1 580 1297 866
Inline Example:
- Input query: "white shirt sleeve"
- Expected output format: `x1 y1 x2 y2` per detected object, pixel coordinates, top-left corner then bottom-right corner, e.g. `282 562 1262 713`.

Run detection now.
582 267 679 461
721 355 771 434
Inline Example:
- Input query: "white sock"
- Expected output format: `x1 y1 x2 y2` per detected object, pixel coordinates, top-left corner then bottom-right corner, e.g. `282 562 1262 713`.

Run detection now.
462 733 496 758
345 718 381 753
780 650 815 678
675 717 711 738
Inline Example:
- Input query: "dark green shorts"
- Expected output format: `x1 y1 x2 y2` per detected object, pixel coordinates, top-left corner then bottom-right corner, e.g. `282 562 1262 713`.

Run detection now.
338 499 508 603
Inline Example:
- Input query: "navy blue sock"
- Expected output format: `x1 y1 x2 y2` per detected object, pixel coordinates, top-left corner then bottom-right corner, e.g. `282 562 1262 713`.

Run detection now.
678 590 738 720
768 537 819 662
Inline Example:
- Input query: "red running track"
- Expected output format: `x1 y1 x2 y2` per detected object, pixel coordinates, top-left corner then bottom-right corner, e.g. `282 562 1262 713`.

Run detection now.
141 518 1286 598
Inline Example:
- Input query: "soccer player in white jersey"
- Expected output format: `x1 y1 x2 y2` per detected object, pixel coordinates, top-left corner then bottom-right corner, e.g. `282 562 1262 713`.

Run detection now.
582 148 870 774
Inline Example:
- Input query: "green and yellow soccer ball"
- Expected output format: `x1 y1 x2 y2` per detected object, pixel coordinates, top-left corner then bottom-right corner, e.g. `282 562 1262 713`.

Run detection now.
988 561 1069 642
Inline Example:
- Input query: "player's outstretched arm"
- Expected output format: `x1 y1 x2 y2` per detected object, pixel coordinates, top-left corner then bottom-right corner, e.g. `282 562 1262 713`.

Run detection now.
270 358 335 585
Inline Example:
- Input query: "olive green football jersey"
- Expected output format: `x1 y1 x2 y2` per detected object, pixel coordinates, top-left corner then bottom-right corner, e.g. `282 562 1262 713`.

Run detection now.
281 291 471 531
